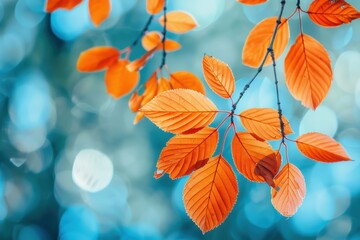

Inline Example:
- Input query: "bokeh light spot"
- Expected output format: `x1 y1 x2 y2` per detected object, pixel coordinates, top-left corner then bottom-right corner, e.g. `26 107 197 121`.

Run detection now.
170 0 225 31
50 2 91 41
299 106 338 137
72 149 114 192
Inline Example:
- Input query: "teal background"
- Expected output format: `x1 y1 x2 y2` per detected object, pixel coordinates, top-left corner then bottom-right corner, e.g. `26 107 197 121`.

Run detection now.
0 0 360 239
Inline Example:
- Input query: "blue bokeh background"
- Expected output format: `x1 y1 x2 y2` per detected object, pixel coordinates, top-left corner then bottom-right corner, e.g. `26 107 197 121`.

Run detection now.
0 0 360 239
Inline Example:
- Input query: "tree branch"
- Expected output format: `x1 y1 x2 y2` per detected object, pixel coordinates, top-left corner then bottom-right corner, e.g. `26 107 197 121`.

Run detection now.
231 0 287 123
159 0 167 69
269 50 285 143
130 15 154 49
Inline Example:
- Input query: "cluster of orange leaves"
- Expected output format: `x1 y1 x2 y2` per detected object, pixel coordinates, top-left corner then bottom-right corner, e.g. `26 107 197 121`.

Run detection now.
46 0 198 123
46 0 359 234
139 0 357 233
141 54 351 233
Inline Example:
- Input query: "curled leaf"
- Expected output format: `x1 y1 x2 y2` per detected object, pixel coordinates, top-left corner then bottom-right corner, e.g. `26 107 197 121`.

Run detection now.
77 47 120 72
132 73 158 124
296 132 351 162
129 91 144 112
133 112 145 125
183 155 238 233
141 73 158 106
231 132 281 186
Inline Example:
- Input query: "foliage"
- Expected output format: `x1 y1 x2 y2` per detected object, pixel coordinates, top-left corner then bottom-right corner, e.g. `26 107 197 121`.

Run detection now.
46 0 358 234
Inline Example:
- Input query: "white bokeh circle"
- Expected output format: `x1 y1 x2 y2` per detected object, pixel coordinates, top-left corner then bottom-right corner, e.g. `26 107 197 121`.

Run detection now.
72 149 114 193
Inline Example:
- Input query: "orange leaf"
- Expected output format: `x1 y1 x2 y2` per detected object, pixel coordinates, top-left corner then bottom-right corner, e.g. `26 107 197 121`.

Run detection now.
183 155 238 233
308 0 360 27
129 91 144 112
46 0 82 12
141 73 158 106
142 31 181 52
126 48 157 72
132 73 158 124
104 60 139 99
77 47 120 72
161 39 182 52
231 132 281 186
88 0 111 26
169 71 205 95
157 77 172 94
202 55 235 98
154 169 165 179
237 0 267 5
296 132 351 162
271 163 306 217
142 31 161 51
146 0 164 15
284 34 332 109
159 11 198 34
156 127 218 179
140 89 218 134
133 112 145 125
242 17 289 68
240 108 293 140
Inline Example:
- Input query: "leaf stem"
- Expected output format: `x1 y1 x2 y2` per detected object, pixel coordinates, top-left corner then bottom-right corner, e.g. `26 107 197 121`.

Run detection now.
216 114 231 130
284 142 290 163
130 15 154 49
298 8 304 34
220 123 233 156
160 0 167 69
231 0 287 123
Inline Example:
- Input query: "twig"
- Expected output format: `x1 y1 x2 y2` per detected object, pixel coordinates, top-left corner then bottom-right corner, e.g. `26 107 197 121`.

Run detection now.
269 50 285 143
231 0 287 123
130 15 154 49
159 0 167 69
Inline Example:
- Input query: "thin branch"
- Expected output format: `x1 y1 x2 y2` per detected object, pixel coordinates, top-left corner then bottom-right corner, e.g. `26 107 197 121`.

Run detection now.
269 49 285 143
231 0 287 123
130 15 154 49
159 0 167 69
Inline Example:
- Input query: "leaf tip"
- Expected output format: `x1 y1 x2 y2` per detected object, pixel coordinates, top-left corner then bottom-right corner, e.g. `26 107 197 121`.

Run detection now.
154 169 165 179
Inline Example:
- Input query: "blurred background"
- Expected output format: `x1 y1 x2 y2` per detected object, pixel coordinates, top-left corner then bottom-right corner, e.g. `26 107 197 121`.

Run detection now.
0 0 360 239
